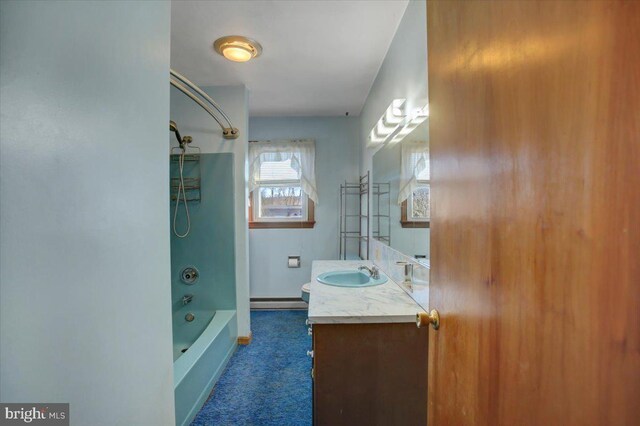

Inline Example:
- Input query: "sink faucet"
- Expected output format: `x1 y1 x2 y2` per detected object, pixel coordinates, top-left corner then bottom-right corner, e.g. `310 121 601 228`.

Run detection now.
182 294 193 305
358 265 380 279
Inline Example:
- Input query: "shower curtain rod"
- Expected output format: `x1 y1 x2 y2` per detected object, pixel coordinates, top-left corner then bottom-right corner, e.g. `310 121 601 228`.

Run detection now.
170 69 239 140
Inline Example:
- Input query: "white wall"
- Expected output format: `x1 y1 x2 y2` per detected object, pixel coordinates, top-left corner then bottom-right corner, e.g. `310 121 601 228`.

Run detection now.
0 1 175 425
169 85 251 337
359 0 429 259
249 117 360 298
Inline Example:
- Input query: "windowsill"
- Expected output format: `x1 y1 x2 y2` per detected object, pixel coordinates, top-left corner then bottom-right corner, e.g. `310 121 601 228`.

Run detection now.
249 221 316 229
400 220 430 229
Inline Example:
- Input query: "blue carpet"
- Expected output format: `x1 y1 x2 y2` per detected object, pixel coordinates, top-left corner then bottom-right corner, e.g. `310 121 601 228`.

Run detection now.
191 310 312 426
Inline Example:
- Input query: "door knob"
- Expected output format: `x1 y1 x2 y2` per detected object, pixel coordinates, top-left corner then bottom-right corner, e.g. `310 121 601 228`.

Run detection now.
416 310 440 330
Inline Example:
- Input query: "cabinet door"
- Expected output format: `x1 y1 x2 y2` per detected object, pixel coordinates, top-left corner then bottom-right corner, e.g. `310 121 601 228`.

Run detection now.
427 1 640 425
313 323 428 426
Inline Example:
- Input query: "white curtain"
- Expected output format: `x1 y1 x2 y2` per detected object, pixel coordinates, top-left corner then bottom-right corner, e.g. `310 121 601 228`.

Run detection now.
249 139 319 204
398 141 429 204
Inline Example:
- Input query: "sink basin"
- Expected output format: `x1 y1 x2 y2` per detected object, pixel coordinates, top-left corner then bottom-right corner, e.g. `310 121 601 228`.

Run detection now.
316 270 388 287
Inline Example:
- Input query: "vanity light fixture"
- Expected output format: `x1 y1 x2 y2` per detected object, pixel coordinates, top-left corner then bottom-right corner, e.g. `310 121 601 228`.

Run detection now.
214 35 262 63
367 99 406 146
388 104 429 144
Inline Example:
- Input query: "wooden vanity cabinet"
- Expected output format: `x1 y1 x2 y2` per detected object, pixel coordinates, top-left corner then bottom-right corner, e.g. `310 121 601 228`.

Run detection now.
311 322 428 426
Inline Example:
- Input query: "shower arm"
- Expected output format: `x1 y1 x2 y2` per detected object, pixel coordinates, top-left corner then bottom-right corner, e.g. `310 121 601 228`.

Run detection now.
170 69 239 140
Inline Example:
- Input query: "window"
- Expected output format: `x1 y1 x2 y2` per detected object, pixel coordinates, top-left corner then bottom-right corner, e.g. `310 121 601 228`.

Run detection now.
409 183 430 220
399 142 429 228
248 140 317 229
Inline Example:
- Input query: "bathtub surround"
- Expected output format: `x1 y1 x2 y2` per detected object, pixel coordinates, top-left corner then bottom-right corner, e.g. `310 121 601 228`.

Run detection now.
171 153 237 361
170 85 251 340
191 310 312 426
170 153 239 424
0 1 175 425
248 117 361 299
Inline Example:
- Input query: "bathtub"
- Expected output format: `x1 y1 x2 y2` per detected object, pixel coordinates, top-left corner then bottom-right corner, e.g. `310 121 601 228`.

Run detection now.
173 309 237 426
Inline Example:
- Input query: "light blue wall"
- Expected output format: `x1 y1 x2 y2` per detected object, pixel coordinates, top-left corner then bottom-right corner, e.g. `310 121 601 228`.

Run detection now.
0 1 174 425
360 0 428 167
360 0 429 260
249 117 360 297
169 85 252 337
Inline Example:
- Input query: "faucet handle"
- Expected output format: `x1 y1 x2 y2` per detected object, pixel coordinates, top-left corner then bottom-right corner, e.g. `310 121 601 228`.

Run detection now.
371 265 380 279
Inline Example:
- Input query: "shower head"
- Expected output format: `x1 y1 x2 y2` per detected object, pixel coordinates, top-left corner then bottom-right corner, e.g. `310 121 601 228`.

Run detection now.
169 120 183 146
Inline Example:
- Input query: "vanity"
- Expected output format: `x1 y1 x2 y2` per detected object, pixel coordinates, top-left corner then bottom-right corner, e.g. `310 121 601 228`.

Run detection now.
308 260 428 426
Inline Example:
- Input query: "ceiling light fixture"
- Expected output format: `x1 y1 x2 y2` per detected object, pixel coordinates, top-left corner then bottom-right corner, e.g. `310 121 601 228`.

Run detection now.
388 104 429 144
367 99 406 146
214 35 262 63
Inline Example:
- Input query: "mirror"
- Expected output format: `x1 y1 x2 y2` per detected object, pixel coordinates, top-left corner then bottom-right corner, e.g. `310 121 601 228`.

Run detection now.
371 119 429 264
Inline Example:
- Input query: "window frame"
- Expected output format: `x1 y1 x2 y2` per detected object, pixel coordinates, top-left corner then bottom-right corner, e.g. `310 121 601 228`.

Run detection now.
400 179 430 228
252 179 307 221
249 179 316 229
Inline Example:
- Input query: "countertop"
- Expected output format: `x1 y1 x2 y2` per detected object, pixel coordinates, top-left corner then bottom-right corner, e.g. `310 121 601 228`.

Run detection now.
308 260 425 324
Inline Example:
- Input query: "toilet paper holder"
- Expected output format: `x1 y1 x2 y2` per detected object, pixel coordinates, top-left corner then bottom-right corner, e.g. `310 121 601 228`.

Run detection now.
288 256 301 268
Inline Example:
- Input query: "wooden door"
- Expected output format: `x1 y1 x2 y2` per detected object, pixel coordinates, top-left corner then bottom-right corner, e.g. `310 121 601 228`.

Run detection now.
427 1 640 425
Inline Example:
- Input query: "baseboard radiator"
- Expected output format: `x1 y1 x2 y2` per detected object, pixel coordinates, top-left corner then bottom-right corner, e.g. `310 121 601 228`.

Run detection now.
250 298 308 310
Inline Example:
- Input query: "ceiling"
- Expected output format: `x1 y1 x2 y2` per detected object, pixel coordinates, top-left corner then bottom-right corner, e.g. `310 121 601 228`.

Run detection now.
171 0 409 116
